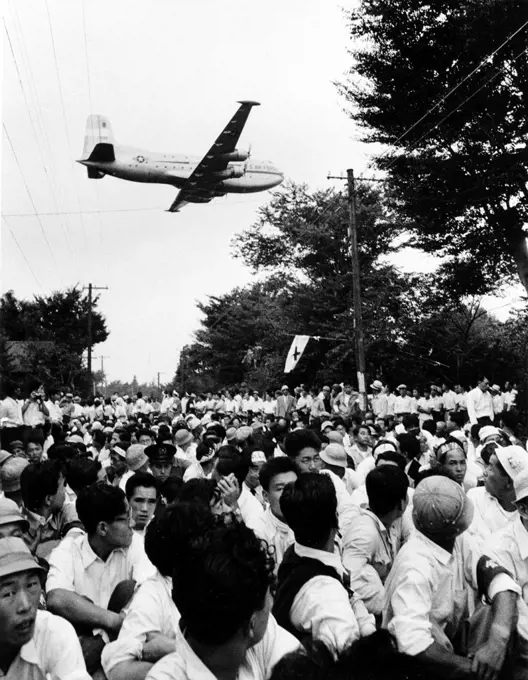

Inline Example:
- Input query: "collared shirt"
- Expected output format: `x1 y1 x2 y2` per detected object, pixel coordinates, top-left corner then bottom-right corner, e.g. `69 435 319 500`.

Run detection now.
238 484 265 533
24 503 81 555
393 395 413 415
23 402 46 427
45 400 63 424
350 485 414 549
454 392 467 410
416 397 433 423
488 516 528 642
46 532 155 612
370 393 388 418
466 486 519 547
342 507 395 616
320 469 358 535
348 444 372 470
145 614 299 680
467 387 494 424
492 393 505 414
0 609 90 680
0 396 23 427
442 390 457 411
252 506 295 574
383 530 520 656
289 543 375 657
102 571 179 676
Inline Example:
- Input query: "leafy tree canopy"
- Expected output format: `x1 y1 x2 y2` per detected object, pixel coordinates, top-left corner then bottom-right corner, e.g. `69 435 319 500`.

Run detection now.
340 0 528 295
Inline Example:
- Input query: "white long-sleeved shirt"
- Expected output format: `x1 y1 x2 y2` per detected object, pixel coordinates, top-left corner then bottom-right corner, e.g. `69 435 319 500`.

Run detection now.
442 390 457 411
370 393 388 418
466 486 518 548
145 615 299 680
289 543 375 657
393 395 414 415
102 571 179 676
238 483 266 533
383 530 520 656
467 386 494 424
320 468 359 535
0 396 23 427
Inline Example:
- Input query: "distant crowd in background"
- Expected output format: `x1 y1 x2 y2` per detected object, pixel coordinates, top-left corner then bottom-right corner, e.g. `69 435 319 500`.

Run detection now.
0 375 527 679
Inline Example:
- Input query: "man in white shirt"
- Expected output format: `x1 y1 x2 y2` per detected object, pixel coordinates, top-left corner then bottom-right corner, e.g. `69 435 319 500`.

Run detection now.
442 383 457 422
46 482 155 674
487 468 528 678
0 536 90 679
45 389 63 425
251 457 298 574
467 377 494 426
490 384 505 426
283 430 357 534
146 521 299 680
333 384 359 419
454 384 468 421
273 473 375 656
22 390 49 428
0 384 24 440
383 475 520 678
102 502 215 680
342 465 409 617
467 444 528 547
369 380 388 418
393 385 413 419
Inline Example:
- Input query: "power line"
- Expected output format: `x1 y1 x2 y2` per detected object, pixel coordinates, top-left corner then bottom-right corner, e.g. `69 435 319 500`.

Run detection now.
45 0 90 253
3 122 61 273
384 45 528 173
3 15 74 258
377 18 528 160
2 216 42 287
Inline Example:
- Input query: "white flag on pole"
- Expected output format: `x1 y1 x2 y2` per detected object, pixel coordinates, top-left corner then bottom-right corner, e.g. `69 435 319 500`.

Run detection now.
284 335 310 373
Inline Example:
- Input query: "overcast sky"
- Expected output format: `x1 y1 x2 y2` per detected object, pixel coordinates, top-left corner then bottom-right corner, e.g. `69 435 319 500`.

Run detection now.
2 0 523 384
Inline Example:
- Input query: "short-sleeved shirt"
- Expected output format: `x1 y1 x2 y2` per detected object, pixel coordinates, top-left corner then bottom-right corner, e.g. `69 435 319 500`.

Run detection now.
145 615 299 680
46 532 155 610
0 609 90 680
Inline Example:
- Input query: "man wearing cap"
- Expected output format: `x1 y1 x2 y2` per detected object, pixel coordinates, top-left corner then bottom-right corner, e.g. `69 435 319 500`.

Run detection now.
383 475 520 678
1 456 29 506
0 496 29 540
393 385 413 419
320 443 361 495
486 467 528 677
467 377 494 426
490 385 505 426
0 536 90 679
174 429 197 464
275 386 295 420
145 443 181 483
119 444 150 492
370 380 388 419
467 445 528 546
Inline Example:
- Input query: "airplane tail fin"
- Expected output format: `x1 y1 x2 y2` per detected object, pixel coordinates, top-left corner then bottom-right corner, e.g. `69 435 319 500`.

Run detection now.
80 114 115 163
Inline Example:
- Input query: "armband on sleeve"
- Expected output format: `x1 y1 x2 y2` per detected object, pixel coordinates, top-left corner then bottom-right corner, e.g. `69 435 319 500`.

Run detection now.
476 554 514 603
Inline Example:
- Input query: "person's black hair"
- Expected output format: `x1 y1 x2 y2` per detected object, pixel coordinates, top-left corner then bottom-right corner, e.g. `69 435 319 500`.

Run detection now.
195 442 214 462
215 446 249 486
353 424 370 437
251 434 276 460
206 423 226 440
402 414 419 431
177 478 218 507
448 412 464 427
137 391 143 398
373 439 398 456
65 458 101 495
320 434 330 445
396 433 421 461
125 471 159 499
160 476 183 504
27 430 45 446
136 428 154 441
20 460 62 512
259 456 298 492
421 420 436 436
172 521 274 645
46 444 78 463
76 482 128 535
376 450 407 471
366 466 409 517
92 430 107 447
470 423 481 440
119 430 132 443
501 411 518 430
145 501 215 576
284 429 321 460
280 473 337 547
480 441 499 466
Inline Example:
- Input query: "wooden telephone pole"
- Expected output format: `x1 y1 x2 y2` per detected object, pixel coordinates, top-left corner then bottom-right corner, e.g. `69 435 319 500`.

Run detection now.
84 283 108 396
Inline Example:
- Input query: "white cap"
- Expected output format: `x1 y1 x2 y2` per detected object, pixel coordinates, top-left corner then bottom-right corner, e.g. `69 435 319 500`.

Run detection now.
495 445 528 481
320 420 333 432
479 426 500 442
514 469 528 503
320 443 347 469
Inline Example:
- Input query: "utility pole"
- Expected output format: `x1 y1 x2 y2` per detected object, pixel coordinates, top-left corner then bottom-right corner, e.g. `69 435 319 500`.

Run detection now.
83 283 108 397
327 170 384 412
157 372 164 400
100 355 109 398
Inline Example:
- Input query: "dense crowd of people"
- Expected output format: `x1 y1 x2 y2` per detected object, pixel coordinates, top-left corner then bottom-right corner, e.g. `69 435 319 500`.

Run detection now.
0 376 526 679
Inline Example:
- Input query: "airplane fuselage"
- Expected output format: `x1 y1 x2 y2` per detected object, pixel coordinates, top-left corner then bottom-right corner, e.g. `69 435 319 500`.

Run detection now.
81 145 283 194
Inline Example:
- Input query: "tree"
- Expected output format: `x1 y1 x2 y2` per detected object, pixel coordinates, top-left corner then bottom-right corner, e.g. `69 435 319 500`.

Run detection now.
0 287 108 394
340 1 528 295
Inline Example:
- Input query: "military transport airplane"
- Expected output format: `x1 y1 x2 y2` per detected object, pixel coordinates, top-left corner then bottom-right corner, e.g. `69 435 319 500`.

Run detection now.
77 101 283 212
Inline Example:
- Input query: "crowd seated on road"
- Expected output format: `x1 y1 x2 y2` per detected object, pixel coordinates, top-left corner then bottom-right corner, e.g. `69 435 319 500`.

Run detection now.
0 377 526 679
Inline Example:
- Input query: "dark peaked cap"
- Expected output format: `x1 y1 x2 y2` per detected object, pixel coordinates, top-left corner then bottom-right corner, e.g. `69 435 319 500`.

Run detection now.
145 443 176 464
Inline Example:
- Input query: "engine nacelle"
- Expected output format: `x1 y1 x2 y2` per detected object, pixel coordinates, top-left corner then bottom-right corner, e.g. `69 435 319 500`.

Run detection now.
212 165 245 179
219 149 249 162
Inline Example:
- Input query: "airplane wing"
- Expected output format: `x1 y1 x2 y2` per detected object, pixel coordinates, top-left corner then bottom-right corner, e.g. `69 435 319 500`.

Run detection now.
168 100 260 212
